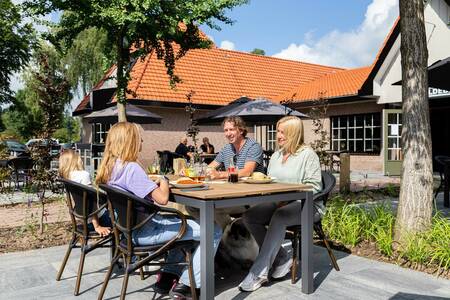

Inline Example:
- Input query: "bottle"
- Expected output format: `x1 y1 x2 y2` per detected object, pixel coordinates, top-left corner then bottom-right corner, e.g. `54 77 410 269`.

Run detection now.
228 157 238 183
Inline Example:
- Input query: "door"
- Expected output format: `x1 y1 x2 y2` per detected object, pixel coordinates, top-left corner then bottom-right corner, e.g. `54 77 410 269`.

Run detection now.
384 109 402 176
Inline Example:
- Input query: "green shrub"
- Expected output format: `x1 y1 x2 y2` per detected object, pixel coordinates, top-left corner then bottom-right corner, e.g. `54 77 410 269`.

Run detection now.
399 232 431 266
323 194 449 271
428 214 450 270
322 200 367 246
366 203 395 257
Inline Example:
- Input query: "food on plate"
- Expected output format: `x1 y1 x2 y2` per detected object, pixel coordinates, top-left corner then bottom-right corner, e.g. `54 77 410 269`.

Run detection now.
251 172 268 180
176 177 201 185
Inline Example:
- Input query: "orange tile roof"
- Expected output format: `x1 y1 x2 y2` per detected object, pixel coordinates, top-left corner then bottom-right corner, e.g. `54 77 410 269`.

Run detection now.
275 66 372 102
75 48 342 112
276 17 400 103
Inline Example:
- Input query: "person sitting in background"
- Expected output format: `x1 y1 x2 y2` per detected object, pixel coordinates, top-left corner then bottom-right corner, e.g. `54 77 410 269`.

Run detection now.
58 149 111 237
200 137 215 164
200 137 215 154
175 136 193 160
95 122 222 299
239 116 322 292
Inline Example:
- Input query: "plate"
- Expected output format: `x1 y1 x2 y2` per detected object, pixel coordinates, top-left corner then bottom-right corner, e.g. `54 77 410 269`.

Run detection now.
170 181 205 189
242 177 275 184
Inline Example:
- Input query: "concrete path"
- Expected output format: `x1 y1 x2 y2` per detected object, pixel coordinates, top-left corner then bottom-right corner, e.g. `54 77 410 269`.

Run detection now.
1 245 449 300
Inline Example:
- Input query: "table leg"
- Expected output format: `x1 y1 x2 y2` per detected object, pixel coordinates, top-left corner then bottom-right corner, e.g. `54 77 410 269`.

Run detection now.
301 191 314 293
445 167 449 208
199 201 215 300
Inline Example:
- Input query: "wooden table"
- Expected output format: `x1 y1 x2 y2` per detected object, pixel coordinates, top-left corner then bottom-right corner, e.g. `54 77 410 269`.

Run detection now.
170 181 314 299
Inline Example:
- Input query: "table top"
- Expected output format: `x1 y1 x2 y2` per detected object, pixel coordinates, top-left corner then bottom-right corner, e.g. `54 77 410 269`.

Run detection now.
170 180 312 200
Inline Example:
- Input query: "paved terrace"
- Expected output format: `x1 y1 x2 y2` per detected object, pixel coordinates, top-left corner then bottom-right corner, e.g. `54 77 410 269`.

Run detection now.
1 244 449 300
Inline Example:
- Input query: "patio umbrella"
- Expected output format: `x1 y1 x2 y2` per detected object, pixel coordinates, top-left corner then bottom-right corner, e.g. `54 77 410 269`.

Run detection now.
84 104 163 124
392 57 450 90
427 57 450 90
195 97 308 125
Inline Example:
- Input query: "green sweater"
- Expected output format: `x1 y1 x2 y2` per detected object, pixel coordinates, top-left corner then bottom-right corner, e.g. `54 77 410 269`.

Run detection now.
268 146 322 194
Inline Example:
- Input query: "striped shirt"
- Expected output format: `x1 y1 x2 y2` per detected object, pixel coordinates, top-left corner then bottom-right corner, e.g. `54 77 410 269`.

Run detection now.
214 137 265 173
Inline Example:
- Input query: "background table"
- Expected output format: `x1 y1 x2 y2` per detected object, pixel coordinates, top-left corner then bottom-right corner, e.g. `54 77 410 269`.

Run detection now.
170 181 314 299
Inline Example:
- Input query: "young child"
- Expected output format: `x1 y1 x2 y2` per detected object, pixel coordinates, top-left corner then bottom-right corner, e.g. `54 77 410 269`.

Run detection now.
95 122 222 299
59 149 111 237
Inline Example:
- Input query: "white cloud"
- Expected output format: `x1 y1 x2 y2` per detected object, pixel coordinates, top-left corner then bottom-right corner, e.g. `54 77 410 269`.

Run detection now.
220 40 235 50
273 0 398 68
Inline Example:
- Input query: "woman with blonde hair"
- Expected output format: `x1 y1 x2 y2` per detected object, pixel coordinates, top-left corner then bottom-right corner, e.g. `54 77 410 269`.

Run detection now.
239 116 322 292
95 122 222 299
59 149 111 236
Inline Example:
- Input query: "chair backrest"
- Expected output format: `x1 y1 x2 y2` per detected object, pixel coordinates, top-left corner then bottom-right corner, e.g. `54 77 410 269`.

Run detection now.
314 171 336 206
434 155 450 174
9 157 34 171
99 184 159 245
59 178 107 233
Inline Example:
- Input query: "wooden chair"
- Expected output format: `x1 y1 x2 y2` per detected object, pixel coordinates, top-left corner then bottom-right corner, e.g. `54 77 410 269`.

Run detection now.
56 178 114 296
286 171 340 284
97 184 198 300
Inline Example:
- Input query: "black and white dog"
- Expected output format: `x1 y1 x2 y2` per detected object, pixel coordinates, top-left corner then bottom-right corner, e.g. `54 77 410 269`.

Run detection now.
216 218 259 270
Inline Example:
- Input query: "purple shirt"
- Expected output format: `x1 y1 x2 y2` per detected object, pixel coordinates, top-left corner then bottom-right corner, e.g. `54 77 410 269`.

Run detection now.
108 160 157 201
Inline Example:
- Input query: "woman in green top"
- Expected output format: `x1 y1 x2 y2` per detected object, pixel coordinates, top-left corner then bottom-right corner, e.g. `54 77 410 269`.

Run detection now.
239 116 322 292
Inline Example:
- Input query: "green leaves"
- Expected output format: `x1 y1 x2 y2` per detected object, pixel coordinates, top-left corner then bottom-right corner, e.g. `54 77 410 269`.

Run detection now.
0 0 36 103
24 0 248 120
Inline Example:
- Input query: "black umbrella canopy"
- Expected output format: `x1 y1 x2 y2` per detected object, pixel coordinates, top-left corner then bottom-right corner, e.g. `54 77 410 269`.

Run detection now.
428 57 450 90
84 104 163 124
392 57 450 90
195 97 308 125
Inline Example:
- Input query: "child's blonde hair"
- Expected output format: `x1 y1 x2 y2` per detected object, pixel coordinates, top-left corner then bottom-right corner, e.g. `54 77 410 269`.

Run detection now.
58 149 84 179
276 116 305 155
95 122 142 184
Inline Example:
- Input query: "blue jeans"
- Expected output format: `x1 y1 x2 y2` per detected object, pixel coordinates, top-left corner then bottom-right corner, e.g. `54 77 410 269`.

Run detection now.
132 214 222 287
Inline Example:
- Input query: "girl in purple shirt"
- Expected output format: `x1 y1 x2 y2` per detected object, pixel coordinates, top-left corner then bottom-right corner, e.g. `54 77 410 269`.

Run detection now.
95 122 221 299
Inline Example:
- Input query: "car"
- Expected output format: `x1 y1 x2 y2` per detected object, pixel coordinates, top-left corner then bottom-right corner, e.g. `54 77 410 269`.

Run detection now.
25 138 61 156
1 140 29 157
25 138 58 148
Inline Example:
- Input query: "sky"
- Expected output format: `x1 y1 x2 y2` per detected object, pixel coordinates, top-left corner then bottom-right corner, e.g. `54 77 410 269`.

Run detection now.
200 0 398 68
10 0 399 95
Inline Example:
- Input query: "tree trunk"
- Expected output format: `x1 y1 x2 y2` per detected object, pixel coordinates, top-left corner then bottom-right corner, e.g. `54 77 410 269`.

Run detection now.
394 0 433 243
116 33 128 122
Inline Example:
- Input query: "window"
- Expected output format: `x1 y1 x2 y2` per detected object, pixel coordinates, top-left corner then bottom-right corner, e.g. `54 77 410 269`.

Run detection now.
331 113 381 153
266 124 277 151
92 123 111 144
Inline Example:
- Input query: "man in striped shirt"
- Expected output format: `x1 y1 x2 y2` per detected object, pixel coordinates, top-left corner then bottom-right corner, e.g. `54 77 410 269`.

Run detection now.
208 116 264 180
203 116 264 228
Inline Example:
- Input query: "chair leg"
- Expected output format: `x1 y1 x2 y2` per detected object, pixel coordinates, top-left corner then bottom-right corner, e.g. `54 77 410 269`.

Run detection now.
74 238 87 296
56 234 77 281
291 230 299 284
315 224 340 271
97 253 120 300
120 256 132 300
186 249 197 300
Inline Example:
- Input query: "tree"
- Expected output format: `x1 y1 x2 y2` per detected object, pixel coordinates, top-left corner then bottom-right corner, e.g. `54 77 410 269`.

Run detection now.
64 27 115 97
251 48 265 56
53 114 81 143
0 0 36 103
26 0 248 122
394 0 433 242
1 88 43 140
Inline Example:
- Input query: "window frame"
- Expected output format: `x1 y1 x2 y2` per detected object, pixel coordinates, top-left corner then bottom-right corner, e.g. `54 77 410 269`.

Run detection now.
92 123 112 144
330 112 381 154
